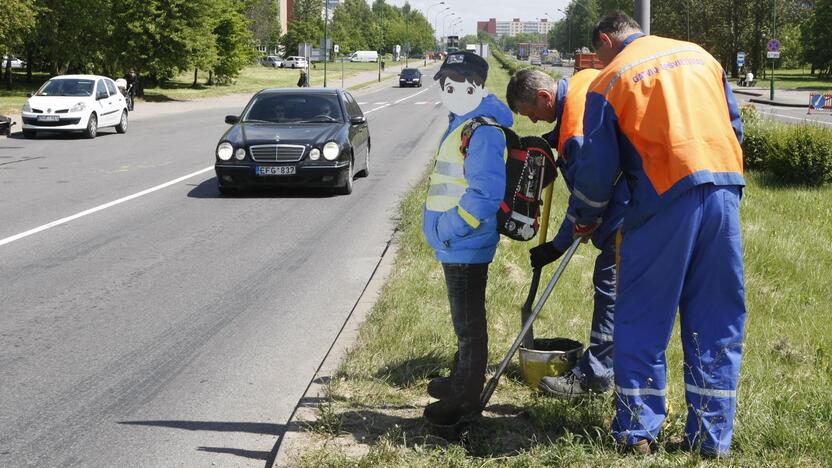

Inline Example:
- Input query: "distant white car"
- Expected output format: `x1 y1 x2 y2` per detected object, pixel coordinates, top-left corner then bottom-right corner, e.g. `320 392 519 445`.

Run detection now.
21 74 129 139
281 56 308 69
261 55 283 68
2 55 25 69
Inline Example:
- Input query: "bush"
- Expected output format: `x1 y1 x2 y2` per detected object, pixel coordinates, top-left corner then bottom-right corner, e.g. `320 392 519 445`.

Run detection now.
768 124 832 186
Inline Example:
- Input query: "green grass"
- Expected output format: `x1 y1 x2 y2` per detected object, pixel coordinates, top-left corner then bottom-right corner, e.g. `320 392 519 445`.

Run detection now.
293 57 832 466
0 62 385 115
766 68 832 91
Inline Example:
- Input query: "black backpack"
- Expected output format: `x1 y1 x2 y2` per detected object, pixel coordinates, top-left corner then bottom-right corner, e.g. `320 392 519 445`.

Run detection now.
460 117 558 241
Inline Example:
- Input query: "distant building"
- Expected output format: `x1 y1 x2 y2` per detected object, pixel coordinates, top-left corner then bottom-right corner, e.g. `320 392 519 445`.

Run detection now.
477 18 497 37
481 17 554 38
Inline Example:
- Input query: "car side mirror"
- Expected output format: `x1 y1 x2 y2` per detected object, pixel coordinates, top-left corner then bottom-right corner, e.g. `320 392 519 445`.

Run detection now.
225 115 239 124
26 92 32 98
350 116 366 125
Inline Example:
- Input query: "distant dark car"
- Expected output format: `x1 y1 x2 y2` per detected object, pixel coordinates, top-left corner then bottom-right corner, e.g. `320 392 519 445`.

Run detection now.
214 88 370 195
399 68 423 87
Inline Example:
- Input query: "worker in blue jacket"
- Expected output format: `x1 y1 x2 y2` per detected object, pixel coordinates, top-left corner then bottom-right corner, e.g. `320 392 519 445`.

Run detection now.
422 51 511 426
506 68 630 399
569 12 747 456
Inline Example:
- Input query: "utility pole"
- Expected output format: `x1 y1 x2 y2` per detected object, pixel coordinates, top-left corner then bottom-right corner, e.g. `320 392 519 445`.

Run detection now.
405 10 409 66
634 0 650 35
378 3 384 82
324 0 329 87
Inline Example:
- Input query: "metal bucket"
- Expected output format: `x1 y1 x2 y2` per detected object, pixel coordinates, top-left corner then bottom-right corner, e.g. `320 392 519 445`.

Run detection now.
519 338 583 389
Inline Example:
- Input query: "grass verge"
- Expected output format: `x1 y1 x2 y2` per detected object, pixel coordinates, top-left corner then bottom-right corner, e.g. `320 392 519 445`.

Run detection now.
293 57 832 466
763 68 832 91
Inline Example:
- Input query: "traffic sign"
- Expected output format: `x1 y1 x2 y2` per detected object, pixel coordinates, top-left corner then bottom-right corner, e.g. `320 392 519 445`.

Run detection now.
737 51 746 66
811 94 826 109
334 44 339 54
767 39 781 52
767 51 780 59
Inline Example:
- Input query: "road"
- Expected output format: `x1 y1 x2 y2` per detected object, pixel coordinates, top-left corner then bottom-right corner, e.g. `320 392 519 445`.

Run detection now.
733 92 832 127
0 79 446 466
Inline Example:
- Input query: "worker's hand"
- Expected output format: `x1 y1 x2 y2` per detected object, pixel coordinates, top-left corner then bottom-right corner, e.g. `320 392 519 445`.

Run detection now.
529 243 564 269
573 221 600 243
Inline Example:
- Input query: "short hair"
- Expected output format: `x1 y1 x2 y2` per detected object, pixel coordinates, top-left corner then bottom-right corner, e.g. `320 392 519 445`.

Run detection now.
591 11 643 49
505 69 555 113
437 69 484 89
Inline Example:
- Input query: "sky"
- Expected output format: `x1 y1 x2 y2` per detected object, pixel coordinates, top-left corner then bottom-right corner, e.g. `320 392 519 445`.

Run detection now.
383 0 573 37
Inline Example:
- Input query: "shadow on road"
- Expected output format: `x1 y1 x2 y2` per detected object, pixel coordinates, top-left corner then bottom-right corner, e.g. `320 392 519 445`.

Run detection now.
119 420 285 463
187 176 338 199
6 130 119 140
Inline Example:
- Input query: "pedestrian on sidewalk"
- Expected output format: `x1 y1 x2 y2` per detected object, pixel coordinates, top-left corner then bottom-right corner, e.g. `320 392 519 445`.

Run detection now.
297 69 309 87
124 68 139 110
421 51 511 426
506 68 630 400
569 11 746 456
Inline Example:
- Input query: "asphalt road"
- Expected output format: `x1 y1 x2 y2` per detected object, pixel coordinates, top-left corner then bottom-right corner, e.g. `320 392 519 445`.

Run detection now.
732 92 832 127
0 80 446 466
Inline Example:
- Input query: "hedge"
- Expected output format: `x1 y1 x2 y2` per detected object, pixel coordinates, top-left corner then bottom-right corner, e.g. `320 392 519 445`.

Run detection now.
741 105 832 186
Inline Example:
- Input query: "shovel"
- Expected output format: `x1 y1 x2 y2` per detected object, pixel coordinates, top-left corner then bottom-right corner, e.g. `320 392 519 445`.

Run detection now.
521 183 555 349
480 237 582 409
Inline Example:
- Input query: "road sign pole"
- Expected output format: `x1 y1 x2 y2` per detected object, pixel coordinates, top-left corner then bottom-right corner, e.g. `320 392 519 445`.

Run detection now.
770 0 776 101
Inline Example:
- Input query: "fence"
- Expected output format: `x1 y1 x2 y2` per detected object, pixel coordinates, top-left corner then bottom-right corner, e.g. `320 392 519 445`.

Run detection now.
808 92 832 114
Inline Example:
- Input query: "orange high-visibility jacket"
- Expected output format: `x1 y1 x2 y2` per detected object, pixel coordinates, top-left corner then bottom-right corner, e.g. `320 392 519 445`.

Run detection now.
568 34 744 231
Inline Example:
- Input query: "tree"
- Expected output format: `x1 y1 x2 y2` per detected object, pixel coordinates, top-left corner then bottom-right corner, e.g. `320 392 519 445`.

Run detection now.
805 0 832 76
0 0 37 88
212 0 256 84
245 0 281 53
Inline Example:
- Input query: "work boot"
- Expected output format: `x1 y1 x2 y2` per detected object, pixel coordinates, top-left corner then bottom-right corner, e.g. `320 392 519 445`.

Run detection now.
538 372 601 399
423 397 482 426
427 377 453 400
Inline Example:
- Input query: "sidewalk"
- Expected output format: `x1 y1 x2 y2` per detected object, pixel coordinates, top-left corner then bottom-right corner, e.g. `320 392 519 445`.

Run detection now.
0 60 439 137
731 85 813 108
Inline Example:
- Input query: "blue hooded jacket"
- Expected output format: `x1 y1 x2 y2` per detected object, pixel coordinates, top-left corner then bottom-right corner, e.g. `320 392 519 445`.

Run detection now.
422 93 513 264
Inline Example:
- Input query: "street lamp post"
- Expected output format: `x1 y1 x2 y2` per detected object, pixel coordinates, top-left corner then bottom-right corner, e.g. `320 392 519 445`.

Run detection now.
435 9 452 52
770 0 776 100
378 2 384 82
425 2 446 65
443 14 455 43
323 0 329 87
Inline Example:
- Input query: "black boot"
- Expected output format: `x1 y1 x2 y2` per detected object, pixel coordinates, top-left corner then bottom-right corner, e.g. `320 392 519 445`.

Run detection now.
423 397 482 426
427 352 459 399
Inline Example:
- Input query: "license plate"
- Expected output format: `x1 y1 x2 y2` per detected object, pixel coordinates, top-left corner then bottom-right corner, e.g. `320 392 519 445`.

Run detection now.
256 165 296 176
37 115 60 122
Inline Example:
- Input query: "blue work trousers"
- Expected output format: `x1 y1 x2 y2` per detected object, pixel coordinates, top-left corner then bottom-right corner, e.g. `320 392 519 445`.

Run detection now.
572 235 616 391
612 184 746 456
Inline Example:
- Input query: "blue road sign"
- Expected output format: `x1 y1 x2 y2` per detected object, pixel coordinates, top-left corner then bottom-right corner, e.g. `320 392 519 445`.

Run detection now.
767 39 781 52
737 51 746 66
811 94 826 109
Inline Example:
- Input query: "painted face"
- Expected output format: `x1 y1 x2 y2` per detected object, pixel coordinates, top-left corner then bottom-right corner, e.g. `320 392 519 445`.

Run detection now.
439 77 487 116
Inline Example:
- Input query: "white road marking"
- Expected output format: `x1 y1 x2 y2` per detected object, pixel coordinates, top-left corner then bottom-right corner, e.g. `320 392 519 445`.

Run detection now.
0 166 214 248
415 101 429 105
394 86 433 104
374 102 388 105
357 102 367 105
757 109 832 126
434 101 441 106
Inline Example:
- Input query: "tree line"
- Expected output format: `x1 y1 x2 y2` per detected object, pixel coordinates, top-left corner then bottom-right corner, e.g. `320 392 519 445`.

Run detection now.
281 0 435 59
0 0 287 88
547 0 832 78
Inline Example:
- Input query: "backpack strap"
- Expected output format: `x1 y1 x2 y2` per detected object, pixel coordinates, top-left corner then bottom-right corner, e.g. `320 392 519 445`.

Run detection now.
459 116 501 157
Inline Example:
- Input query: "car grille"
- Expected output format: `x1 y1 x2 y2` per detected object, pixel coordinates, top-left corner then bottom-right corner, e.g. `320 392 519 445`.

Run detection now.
22 117 81 126
31 108 43 114
249 144 306 162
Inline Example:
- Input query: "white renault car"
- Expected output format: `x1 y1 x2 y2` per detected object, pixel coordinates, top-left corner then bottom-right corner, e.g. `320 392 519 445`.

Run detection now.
21 74 128 139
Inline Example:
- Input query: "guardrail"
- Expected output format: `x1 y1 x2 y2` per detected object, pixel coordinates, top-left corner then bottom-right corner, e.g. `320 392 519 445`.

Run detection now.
808 92 832 114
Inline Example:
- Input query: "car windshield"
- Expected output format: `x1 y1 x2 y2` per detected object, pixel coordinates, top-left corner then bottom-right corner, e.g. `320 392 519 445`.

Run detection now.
36 79 95 97
402 69 420 76
242 94 343 124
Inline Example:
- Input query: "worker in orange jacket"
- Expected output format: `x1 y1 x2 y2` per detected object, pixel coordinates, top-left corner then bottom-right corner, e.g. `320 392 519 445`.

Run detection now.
568 11 746 456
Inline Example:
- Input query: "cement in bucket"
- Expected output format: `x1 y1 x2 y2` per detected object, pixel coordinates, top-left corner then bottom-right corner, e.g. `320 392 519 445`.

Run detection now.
519 338 583 389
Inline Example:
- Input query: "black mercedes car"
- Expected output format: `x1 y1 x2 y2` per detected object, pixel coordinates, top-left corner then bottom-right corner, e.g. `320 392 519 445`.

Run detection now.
214 88 370 195
398 68 423 87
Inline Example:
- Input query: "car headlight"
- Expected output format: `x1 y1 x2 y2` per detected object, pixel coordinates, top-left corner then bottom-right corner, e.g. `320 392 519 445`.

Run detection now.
323 142 340 161
309 148 321 160
22 102 31 113
70 101 86 113
217 142 234 161
235 147 246 160
413 77 420 81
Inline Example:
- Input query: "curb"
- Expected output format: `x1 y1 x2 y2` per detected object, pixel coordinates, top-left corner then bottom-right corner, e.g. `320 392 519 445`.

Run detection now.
732 89 764 97
748 97 810 108
268 234 400 467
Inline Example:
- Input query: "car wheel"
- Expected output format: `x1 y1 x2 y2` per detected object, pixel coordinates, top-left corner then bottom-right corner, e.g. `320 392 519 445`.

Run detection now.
115 110 128 134
23 129 37 139
335 157 354 195
83 113 97 139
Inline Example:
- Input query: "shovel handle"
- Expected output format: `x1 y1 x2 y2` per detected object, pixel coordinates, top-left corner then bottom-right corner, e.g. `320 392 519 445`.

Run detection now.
480 237 581 409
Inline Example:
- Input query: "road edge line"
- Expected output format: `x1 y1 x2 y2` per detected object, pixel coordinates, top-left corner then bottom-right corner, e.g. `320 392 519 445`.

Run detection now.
267 231 400 468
